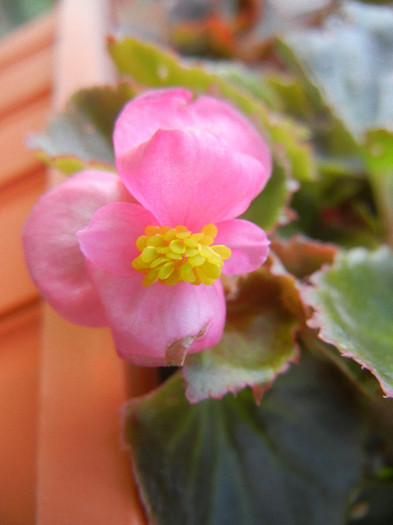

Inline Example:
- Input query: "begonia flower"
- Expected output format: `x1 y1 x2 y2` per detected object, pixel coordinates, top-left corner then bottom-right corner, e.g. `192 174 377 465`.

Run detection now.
23 88 271 366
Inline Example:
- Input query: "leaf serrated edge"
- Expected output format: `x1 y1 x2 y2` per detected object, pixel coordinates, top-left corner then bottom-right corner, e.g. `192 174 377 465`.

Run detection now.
301 247 393 397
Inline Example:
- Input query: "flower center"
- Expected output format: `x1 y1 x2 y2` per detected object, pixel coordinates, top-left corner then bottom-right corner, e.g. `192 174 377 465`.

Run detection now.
132 224 231 287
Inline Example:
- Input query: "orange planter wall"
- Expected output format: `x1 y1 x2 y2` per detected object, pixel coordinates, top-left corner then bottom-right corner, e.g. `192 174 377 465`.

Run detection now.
0 3 158 523
0 13 52 524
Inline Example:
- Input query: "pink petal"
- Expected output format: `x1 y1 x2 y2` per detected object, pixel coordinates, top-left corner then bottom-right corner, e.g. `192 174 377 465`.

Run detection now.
88 265 226 366
22 170 133 326
191 94 272 171
117 128 267 230
114 88 194 157
216 219 270 275
114 88 271 174
77 203 157 276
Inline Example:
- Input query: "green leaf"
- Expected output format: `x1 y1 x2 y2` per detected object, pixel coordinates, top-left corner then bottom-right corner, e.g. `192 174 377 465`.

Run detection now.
303 247 393 397
30 83 135 170
347 480 393 524
264 71 315 120
277 3 393 243
183 265 300 403
109 37 316 182
124 351 365 525
203 62 281 109
364 130 393 174
35 151 115 175
279 1 393 142
241 155 298 231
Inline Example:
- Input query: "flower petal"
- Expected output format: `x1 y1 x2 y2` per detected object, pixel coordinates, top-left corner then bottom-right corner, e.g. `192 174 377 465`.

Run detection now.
77 203 157 276
216 219 270 275
114 88 194 157
22 170 132 326
191 94 272 170
114 87 271 172
88 265 226 366
117 128 267 230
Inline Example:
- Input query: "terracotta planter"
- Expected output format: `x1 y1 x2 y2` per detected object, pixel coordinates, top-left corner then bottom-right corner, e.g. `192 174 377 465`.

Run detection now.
0 2 158 523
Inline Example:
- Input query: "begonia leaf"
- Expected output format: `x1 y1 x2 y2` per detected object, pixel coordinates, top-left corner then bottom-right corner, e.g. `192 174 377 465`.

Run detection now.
277 0 393 238
183 265 300 403
203 62 280 109
272 235 337 279
265 69 363 179
124 351 365 525
35 152 115 176
109 37 316 182
279 1 393 142
364 130 393 174
241 155 298 232
30 83 134 170
302 247 393 397
347 480 393 524
264 71 315 124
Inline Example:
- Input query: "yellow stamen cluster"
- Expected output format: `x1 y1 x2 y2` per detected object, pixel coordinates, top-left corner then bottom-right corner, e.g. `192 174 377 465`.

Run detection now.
132 224 231 287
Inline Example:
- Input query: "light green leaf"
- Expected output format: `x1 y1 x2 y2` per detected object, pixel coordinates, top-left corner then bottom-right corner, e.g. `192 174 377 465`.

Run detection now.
279 1 393 142
124 351 365 525
30 83 135 170
183 266 300 403
303 247 393 397
364 130 393 174
35 151 115 175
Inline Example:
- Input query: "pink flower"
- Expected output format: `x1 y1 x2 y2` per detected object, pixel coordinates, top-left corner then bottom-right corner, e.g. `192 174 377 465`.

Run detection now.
23 88 271 366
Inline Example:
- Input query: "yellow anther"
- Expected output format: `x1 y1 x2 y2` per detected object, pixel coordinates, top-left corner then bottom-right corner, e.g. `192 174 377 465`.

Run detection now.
184 239 198 248
200 261 222 279
140 246 158 263
202 224 217 237
167 252 183 260
136 236 148 251
158 261 175 280
176 231 191 240
163 229 176 242
175 225 188 233
179 261 196 283
150 256 166 268
147 234 166 247
213 245 232 259
145 225 160 236
199 245 223 264
191 233 204 242
169 239 185 254
188 254 205 267
184 248 199 257
132 223 232 287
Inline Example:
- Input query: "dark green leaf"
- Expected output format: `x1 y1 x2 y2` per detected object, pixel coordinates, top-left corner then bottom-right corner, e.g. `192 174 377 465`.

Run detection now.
347 480 393 524
124 351 365 525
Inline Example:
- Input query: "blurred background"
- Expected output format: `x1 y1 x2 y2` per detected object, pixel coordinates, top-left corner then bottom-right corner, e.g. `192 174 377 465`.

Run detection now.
0 0 55 37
